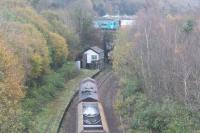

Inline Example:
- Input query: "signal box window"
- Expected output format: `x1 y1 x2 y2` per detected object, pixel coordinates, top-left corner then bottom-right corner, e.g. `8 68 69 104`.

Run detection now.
92 55 97 60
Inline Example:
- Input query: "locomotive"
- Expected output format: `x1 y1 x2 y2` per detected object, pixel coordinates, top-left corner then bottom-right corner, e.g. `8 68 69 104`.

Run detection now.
77 77 109 133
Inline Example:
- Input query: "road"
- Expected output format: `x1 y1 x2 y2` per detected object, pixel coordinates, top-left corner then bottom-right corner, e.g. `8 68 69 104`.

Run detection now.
59 71 122 133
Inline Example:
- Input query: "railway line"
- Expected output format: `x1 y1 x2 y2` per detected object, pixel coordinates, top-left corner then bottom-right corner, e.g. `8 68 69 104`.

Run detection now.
58 70 122 133
77 77 109 133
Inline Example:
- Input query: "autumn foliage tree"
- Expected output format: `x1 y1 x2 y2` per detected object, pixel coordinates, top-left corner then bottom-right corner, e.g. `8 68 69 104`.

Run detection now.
48 32 69 69
0 0 110 131
0 1 71 130
0 39 25 132
1 22 50 80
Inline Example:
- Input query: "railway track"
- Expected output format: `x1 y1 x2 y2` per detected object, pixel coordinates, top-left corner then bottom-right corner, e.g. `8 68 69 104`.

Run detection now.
56 70 104 133
57 70 121 133
96 72 112 87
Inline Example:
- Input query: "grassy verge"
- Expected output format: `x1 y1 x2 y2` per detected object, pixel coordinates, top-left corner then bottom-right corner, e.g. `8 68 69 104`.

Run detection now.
21 62 98 132
33 69 97 132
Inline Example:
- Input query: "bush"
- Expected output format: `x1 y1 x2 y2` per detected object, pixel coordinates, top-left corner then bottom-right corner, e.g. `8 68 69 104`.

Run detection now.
116 80 200 133
58 62 79 80
30 54 43 79
22 62 79 130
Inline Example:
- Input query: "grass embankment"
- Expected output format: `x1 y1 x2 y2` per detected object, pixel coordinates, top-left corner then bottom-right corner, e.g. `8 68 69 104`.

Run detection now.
22 62 98 132
35 69 97 133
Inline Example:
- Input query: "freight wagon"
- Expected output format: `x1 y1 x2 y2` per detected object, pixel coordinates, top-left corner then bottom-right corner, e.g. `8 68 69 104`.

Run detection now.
77 78 109 133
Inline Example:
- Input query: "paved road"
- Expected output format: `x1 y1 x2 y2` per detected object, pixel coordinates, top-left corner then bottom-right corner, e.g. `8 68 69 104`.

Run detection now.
59 71 122 133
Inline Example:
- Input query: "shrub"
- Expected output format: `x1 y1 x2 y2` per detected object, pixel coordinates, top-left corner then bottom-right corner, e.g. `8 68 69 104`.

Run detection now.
30 54 43 79
58 62 79 80
116 81 200 133
22 62 79 114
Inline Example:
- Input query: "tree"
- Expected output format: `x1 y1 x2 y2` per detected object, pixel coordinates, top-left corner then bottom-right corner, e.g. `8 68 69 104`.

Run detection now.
1 22 50 80
48 32 69 69
112 5 200 133
0 39 25 132
42 10 80 59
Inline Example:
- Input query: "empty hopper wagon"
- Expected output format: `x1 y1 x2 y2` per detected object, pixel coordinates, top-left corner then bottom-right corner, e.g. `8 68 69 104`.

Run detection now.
77 78 109 133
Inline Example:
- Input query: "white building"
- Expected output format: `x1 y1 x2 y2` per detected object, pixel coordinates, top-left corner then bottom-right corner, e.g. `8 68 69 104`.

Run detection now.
81 46 104 69
120 19 136 28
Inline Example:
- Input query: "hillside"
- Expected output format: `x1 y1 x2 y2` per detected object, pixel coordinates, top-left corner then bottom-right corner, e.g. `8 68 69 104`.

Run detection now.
112 2 200 133
0 0 97 132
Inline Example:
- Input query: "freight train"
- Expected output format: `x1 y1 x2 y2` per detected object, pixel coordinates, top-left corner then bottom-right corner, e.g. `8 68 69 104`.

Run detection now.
77 77 109 133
